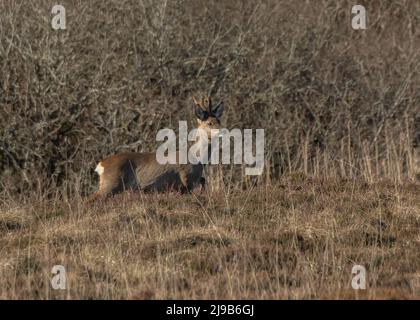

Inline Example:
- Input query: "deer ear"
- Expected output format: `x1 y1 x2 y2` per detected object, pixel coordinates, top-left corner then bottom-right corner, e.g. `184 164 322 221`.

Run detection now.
195 106 208 120
212 102 224 119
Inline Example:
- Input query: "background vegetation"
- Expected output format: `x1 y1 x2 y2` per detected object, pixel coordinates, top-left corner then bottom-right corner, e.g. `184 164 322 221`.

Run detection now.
0 0 419 299
1 0 419 193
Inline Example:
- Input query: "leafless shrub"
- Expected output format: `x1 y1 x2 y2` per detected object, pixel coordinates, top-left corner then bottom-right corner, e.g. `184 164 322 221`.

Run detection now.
0 0 419 196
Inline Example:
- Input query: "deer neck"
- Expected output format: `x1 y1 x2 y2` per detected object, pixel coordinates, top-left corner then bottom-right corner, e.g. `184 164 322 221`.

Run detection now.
191 132 212 165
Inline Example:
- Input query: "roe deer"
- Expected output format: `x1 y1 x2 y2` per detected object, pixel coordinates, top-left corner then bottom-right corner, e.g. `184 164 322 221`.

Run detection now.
90 95 224 199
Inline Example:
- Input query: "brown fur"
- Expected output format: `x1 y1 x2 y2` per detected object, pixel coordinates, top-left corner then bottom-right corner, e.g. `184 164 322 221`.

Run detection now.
94 152 205 197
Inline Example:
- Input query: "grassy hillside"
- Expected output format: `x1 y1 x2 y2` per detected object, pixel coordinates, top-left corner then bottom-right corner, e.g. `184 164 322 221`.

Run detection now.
0 177 418 299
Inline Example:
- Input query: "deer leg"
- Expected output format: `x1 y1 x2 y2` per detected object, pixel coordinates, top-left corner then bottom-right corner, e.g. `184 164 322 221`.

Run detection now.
200 177 206 191
179 171 193 194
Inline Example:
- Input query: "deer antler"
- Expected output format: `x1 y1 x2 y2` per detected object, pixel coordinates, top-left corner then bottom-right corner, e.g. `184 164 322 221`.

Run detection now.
193 95 212 112
204 95 212 112
193 96 204 110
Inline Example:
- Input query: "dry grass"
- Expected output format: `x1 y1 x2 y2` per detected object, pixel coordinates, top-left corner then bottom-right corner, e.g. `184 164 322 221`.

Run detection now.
0 0 419 300
0 175 418 299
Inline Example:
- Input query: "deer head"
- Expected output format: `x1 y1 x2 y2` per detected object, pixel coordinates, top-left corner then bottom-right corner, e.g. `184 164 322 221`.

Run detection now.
193 95 224 140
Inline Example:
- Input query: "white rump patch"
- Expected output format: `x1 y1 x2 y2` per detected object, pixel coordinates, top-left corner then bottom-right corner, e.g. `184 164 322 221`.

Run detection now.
95 162 104 175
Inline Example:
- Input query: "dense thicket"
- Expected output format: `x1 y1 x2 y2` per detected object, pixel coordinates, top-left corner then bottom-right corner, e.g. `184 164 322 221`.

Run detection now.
1 0 419 194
